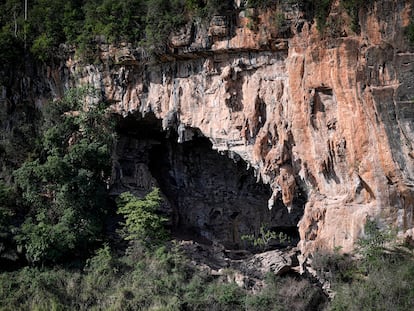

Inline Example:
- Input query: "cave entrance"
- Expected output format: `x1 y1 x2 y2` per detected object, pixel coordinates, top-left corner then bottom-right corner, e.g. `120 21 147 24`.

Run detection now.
112 113 304 250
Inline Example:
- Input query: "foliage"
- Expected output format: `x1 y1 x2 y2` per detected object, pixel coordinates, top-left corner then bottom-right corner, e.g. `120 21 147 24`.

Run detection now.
328 248 414 311
312 0 332 32
311 249 357 285
340 0 366 33
0 30 24 65
0 182 16 234
30 33 54 62
0 0 383 62
356 217 395 272
81 0 145 45
316 218 414 311
117 188 168 246
245 273 325 311
0 0 255 63
144 0 186 50
13 87 115 264
0 182 19 265
0 98 40 178
0 0 218 62
246 0 274 9
241 225 290 251
0 241 326 311
272 12 286 30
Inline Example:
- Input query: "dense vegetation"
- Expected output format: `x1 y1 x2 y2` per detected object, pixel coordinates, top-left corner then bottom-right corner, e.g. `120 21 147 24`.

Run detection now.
0 0 235 63
312 219 414 311
0 0 388 65
0 241 325 310
0 87 115 267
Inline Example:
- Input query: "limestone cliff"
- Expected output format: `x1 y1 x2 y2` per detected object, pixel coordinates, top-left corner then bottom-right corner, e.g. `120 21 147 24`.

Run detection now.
2 0 414 257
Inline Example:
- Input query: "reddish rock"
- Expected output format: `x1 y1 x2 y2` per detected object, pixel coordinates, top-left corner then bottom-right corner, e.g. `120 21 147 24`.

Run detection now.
40 0 414 257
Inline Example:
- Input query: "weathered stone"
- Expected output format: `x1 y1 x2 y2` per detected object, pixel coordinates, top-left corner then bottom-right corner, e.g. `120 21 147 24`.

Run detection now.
3 0 414 259
177 238 300 290
238 248 298 278
170 23 194 47
112 113 302 248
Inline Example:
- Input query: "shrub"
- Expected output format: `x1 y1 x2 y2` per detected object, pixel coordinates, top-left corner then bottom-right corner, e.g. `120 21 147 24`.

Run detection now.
241 225 290 251
314 0 332 32
329 254 414 311
246 0 275 9
311 249 356 284
117 188 168 246
30 33 54 62
327 218 414 310
356 218 395 272
245 273 326 311
341 0 364 33
0 30 24 66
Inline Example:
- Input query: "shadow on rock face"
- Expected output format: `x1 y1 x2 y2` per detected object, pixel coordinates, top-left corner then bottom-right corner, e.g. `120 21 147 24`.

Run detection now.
112 112 305 250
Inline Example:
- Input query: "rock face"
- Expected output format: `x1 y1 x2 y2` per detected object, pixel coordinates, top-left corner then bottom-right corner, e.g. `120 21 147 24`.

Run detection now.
112 112 303 248
2 0 414 257
177 238 300 289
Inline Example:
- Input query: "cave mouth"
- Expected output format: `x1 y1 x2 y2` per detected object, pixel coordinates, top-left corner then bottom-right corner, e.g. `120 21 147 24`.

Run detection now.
112 112 304 251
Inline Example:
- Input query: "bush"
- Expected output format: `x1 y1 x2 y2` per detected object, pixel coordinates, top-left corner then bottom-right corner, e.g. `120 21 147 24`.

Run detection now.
311 249 356 285
245 273 326 311
241 225 290 251
356 218 395 272
30 33 54 62
406 19 414 45
326 219 414 310
0 238 330 311
329 254 414 311
0 30 24 66
246 0 274 9
314 0 332 32
117 188 168 247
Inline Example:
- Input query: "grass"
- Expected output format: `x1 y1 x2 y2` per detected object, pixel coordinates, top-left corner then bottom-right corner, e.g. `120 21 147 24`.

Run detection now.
0 241 325 311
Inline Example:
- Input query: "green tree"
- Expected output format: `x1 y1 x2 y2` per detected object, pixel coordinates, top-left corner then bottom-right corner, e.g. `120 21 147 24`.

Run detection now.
143 0 186 55
117 188 168 246
13 87 115 264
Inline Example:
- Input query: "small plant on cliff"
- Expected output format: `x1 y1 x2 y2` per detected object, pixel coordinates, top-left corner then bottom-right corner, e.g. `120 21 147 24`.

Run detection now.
356 217 396 272
314 0 332 32
116 188 168 247
241 225 290 251
272 11 285 31
246 0 274 9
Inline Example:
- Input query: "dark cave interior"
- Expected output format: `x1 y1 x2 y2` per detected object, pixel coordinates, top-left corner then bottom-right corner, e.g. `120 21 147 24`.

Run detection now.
112 112 305 250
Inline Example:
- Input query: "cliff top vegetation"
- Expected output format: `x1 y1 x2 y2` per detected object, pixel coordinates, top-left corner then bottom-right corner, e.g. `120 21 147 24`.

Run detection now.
0 0 382 64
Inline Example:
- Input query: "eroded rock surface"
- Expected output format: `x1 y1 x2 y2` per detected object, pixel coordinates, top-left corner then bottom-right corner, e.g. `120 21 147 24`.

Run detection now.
177 238 299 290
2 0 414 258
111 112 303 248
